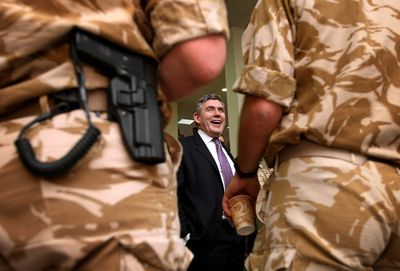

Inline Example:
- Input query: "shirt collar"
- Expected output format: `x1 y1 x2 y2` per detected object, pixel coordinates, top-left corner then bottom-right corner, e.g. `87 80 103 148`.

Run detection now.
197 129 214 144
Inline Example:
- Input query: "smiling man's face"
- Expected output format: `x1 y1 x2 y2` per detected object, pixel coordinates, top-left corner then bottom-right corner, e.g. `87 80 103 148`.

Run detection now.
194 99 225 138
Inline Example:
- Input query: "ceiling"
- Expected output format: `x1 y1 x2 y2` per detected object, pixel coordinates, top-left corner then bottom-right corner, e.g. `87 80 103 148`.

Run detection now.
176 0 258 137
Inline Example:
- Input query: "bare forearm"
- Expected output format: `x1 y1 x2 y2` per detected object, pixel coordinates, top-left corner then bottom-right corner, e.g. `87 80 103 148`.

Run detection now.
158 34 227 101
222 95 282 216
235 95 283 172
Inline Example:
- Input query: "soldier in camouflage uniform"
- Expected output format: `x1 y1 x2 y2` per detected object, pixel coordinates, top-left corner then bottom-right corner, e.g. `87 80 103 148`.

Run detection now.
223 0 400 270
0 1 228 270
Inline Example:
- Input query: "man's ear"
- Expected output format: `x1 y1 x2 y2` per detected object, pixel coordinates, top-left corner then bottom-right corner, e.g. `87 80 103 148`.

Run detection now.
193 112 200 125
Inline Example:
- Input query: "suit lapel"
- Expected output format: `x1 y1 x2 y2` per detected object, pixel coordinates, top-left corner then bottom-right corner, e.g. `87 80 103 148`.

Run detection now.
193 132 219 172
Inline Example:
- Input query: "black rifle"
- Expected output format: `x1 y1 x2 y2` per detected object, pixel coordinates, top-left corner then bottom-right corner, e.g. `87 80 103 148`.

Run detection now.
72 28 165 164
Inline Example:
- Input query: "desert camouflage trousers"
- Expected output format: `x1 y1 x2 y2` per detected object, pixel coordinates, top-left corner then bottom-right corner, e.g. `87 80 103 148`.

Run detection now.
247 154 400 270
0 110 193 271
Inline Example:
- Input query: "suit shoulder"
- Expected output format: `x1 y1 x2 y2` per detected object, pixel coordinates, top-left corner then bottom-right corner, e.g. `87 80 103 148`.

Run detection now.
179 135 195 146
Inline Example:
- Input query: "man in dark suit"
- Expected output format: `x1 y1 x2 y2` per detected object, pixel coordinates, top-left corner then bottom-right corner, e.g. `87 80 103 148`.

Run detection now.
177 94 250 271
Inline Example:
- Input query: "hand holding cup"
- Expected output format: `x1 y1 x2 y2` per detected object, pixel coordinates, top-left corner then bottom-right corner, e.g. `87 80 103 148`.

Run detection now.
228 195 255 236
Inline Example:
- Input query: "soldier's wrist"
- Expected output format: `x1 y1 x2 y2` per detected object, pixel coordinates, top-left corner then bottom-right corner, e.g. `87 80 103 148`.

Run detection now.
234 159 259 178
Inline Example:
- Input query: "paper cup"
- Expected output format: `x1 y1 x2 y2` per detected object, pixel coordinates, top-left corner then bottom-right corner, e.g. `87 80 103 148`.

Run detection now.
228 195 255 236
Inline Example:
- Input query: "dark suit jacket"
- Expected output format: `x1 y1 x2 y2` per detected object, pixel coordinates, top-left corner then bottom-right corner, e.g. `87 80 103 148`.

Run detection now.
177 131 235 243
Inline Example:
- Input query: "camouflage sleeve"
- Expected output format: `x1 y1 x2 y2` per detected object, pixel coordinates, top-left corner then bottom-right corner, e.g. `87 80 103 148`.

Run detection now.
232 0 297 108
148 0 229 59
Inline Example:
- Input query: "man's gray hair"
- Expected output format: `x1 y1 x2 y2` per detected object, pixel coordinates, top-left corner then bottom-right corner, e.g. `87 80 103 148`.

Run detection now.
195 94 224 115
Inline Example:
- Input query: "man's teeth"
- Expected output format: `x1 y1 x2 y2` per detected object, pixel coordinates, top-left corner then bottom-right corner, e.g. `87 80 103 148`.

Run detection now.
211 120 221 124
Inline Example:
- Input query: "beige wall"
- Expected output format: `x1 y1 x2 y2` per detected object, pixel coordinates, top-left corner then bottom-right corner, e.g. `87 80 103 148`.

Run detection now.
224 27 244 157
165 102 178 138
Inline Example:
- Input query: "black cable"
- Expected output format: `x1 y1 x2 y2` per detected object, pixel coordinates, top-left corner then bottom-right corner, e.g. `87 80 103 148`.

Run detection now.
70 36 93 126
14 29 101 177
15 125 100 177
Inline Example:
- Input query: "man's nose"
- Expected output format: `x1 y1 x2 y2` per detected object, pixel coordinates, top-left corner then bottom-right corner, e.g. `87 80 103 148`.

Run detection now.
213 110 224 116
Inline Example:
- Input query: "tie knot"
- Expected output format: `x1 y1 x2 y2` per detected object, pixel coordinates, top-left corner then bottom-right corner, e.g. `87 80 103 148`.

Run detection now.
213 137 221 146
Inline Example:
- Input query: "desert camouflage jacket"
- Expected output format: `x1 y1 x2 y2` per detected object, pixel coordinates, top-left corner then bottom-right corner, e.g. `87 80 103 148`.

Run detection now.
0 0 229 121
233 0 400 165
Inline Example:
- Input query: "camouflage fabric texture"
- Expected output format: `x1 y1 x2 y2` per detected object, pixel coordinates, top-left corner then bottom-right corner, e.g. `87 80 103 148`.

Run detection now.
248 157 400 270
0 0 228 270
233 0 400 166
0 0 229 117
0 110 190 270
232 0 400 270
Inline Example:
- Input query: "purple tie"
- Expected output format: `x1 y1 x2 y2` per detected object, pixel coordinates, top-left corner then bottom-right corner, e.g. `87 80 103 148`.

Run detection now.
214 138 233 188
